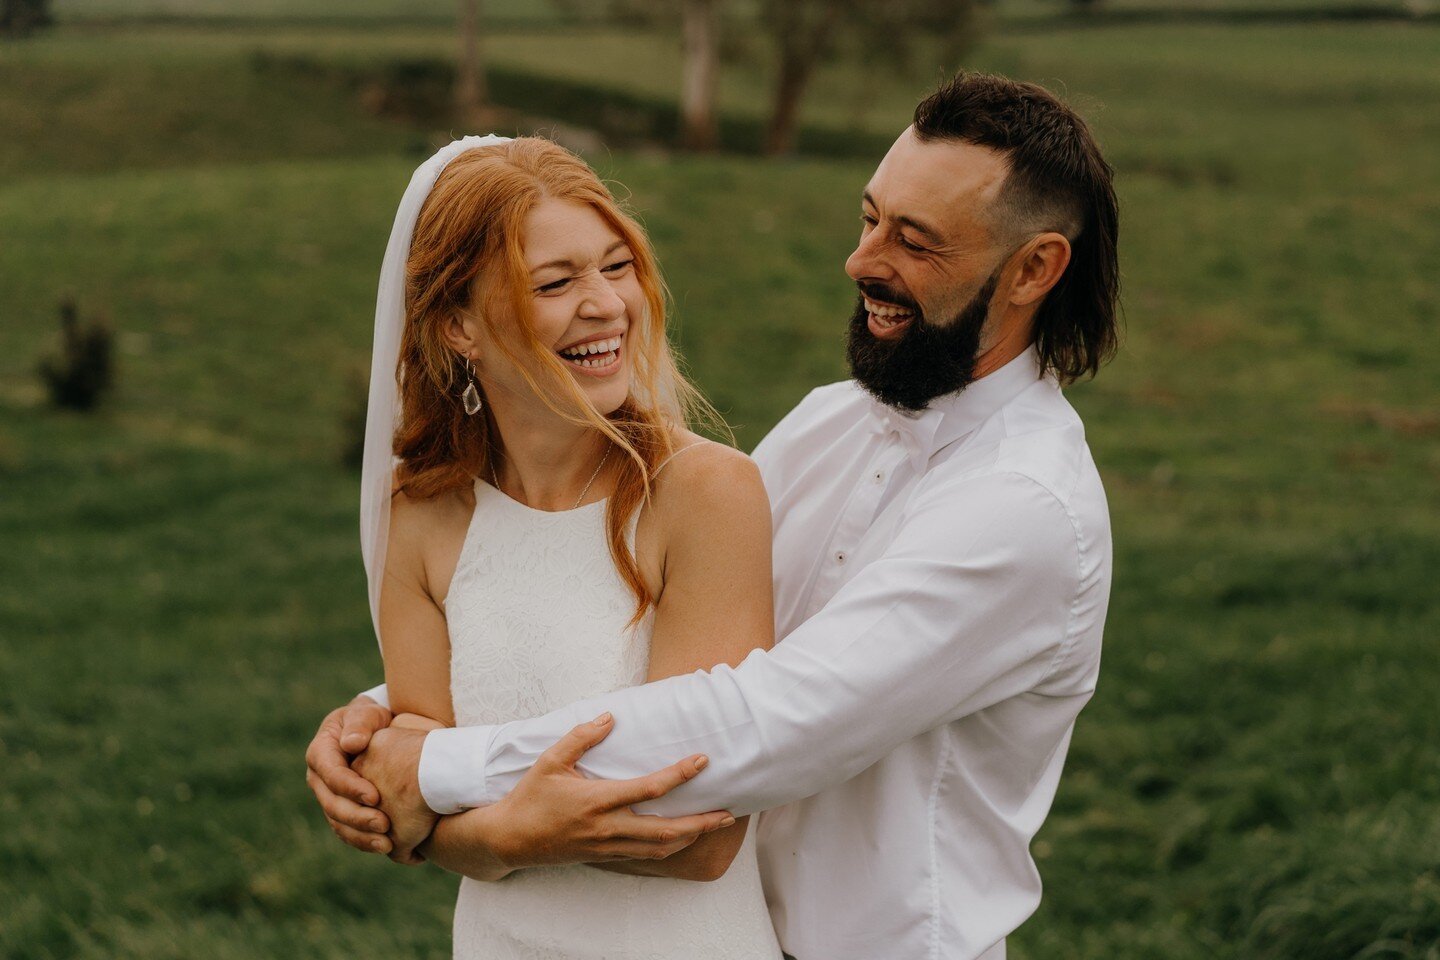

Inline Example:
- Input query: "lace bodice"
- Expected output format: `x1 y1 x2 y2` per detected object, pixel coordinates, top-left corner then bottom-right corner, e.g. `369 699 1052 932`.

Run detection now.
444 479 781 960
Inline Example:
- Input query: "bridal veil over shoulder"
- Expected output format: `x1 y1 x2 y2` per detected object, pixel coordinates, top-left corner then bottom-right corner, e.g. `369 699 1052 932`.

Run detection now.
359 135 511 645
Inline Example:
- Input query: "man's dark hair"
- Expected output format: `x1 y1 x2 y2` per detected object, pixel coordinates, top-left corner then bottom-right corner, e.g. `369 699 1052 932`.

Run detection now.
913 72 1120 384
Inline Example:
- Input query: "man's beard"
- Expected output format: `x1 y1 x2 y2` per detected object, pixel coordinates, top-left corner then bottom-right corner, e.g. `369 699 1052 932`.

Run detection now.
845 271 999 413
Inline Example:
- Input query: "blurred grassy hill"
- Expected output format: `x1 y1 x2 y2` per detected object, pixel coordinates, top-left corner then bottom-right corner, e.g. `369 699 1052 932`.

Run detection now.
1 12 1438 960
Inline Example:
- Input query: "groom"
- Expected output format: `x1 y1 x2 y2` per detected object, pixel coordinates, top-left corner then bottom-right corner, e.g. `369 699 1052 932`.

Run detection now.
308 72 1119 960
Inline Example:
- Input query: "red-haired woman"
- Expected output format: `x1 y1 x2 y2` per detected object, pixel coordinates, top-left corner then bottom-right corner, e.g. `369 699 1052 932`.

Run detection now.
362 136 783 957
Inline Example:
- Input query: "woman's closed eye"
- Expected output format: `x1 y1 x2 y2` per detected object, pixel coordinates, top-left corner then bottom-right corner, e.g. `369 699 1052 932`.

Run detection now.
535 276 573 294
535 260 632 294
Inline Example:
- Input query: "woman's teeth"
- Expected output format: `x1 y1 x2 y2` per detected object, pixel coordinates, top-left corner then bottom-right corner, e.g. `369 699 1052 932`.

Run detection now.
559 335 622 368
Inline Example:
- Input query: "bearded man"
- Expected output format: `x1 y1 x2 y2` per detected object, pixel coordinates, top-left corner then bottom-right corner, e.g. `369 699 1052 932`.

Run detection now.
308 71 1120 960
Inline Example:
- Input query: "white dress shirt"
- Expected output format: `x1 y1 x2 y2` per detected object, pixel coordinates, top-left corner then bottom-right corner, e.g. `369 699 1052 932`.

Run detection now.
407 347 1112 960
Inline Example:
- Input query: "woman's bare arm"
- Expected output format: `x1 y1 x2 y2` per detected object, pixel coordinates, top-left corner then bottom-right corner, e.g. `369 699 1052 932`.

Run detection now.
589 440 775 881
377 492 456 726
376 493 518 877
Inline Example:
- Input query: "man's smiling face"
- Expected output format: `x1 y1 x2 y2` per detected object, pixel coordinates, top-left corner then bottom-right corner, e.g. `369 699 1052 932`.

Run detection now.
844 127 1015 411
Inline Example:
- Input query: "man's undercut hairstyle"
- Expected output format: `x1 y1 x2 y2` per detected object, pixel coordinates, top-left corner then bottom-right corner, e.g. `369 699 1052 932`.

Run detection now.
913 72 1120 384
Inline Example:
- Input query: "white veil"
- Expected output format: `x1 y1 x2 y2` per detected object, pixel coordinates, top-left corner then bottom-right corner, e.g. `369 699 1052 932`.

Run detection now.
360 134 512 647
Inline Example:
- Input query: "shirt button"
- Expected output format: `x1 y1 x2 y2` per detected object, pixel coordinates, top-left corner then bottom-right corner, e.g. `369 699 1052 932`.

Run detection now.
873 470 884 484
835 551 847 564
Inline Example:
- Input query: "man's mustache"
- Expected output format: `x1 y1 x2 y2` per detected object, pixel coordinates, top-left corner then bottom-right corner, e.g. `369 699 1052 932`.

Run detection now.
856 282 921 315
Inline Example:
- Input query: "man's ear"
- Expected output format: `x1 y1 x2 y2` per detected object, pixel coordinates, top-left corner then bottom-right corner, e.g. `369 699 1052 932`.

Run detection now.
1007 232 1072 307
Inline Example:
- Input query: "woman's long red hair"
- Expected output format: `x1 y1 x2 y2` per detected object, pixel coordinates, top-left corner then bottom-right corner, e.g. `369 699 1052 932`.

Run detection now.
393 137 722 624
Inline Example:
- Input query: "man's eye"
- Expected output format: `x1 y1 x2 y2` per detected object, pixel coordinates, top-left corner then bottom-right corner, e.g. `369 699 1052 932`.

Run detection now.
536 277 572 293
860 214 877 227
601 258 634 274
899 236 926 253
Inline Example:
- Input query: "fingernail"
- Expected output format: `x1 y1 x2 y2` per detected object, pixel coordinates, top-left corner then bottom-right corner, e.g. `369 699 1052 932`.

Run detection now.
694 755 709 771
595 712 613 725
370 820 386 832
719 816 736 827
370 839 386 852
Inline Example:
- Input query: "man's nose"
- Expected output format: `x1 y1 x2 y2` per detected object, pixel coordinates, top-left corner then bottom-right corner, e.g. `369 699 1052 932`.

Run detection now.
845 229 892 284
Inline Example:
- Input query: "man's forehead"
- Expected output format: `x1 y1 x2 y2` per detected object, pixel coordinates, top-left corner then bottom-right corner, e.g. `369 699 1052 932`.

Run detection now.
864 128 1010 237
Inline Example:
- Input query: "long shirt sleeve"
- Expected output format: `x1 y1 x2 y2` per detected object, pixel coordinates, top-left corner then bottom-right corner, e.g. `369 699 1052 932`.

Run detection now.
419 468 1095 817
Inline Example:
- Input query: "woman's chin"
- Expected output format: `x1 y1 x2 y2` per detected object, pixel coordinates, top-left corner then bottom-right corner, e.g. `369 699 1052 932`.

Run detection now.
569 370 630 417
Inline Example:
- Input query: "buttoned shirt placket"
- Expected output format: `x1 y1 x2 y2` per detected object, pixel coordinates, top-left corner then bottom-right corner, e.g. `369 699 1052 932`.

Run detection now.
800 409 931 621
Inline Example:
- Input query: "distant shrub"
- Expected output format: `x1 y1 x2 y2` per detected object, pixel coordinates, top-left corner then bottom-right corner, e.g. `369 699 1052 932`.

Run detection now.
0 0 53 38
37 299 114 412
339 369 368 471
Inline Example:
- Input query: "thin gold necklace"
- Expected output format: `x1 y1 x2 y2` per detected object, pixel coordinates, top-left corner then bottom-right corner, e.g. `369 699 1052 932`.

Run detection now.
491 442 612 510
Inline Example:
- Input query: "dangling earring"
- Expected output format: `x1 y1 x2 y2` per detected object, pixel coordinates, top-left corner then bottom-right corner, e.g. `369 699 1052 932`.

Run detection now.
460 356 483 416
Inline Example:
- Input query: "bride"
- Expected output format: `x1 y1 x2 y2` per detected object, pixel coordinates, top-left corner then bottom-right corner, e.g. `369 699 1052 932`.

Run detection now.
358 134 784 958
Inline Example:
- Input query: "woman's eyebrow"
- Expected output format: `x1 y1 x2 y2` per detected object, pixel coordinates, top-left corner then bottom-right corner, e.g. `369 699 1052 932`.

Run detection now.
528 240 628 275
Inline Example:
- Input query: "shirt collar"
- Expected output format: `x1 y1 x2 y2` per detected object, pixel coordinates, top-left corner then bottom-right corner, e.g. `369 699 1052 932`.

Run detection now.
868 347 1046 470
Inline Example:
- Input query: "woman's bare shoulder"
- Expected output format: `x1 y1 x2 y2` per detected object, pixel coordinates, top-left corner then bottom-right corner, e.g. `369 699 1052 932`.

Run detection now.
389 485 474 551
652 431 767 522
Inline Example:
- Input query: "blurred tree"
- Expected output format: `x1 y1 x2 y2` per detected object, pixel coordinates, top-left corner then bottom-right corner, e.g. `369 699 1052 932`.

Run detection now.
761 0 979 156
761 0 846 156
0 0 52 37
680 0 721 151
554 0 727 152
455 0 493 129
37 299 114 412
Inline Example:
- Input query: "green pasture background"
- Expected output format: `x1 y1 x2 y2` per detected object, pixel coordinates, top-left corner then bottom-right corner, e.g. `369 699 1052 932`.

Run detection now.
2 5 1438 958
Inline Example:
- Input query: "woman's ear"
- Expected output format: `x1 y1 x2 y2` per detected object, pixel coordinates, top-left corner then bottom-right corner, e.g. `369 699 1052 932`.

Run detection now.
440 309 481 360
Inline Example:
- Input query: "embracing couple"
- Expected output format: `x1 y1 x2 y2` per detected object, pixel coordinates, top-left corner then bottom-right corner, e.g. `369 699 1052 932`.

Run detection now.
305 71 1119 960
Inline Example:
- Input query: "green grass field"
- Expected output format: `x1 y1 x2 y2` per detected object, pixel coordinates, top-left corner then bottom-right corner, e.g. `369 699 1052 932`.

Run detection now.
2 14 1438 960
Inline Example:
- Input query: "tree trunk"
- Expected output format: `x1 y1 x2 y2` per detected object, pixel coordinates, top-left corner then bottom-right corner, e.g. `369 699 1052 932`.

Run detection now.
679 0 720 152
763 56 812 157
761 0 842 157
454 0 490 129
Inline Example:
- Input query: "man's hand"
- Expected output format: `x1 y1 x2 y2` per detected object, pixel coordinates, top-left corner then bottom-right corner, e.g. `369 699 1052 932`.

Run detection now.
477 712 736 870
354 724 438 865
304 696 394 855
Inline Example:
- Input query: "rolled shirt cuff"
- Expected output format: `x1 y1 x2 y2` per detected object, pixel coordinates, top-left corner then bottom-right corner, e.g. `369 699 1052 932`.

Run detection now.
418 724 500 815
358 683 389 710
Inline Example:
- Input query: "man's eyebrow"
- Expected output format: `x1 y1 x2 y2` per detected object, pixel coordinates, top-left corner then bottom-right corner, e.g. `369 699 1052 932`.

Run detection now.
861 190 944 244
529 240 629 276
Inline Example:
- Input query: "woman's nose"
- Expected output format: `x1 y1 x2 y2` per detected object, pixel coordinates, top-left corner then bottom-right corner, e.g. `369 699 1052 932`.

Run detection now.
577 270 626 320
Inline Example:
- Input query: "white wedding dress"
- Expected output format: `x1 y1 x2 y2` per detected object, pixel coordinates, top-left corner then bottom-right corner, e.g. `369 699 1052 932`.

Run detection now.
444 478 782 960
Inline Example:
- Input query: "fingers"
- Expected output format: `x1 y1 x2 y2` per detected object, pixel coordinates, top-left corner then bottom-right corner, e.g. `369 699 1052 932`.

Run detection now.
589 835 701 862
308 768 391 836
307 706 383 807
339 699 393 755
538 713 615 771
595 753 710 809
311 740 383 808
607 808 736 844
325 814 393 855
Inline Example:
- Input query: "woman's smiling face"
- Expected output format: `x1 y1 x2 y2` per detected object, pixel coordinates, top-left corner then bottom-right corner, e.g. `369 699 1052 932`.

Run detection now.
466 198 643 418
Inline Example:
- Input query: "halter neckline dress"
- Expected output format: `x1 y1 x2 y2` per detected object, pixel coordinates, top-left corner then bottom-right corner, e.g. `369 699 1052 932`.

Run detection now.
444 478 782 960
